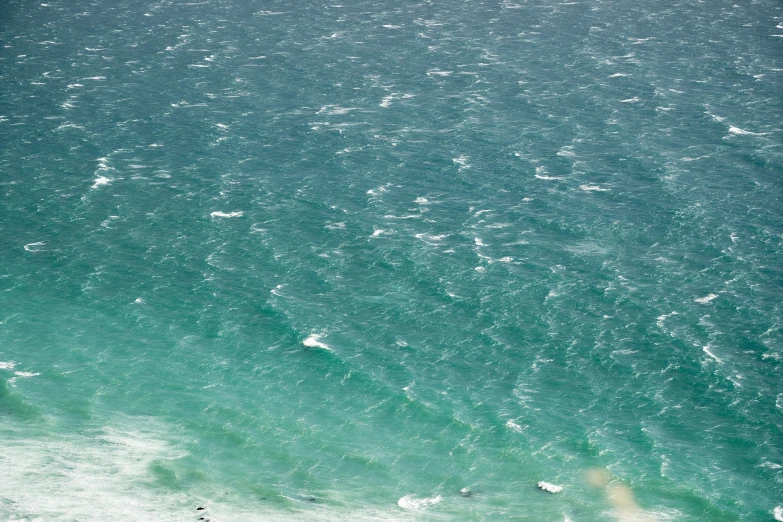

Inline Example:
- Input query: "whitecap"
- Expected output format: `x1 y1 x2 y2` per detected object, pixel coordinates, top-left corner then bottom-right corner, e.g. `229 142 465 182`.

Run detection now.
397 495 442 509
415 233 446 242
505 420 524 433
703 345 723 364
210 211 243 218
92 176 111 188
656 311 678 329
371 229 390 237
579 184 610 192
620 97 640 103
474 237 486 246
694 293 718 304
608 73 630 77
774 506 783 522
728 126 761 136
384 214 420 220
535 174 562 180
414 197 429 204
453 155 470 167
14 371 39 378
23 242 45 252
0 361 16 370
317 105 358 115
303 334 330 350
538 481 562 493
367 185 389 197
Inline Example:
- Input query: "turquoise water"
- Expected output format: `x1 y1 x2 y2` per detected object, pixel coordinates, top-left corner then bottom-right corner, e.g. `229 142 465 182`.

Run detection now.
1 0 782 520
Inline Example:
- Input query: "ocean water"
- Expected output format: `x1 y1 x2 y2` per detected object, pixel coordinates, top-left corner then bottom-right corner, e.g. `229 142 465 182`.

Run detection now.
1 0 782 520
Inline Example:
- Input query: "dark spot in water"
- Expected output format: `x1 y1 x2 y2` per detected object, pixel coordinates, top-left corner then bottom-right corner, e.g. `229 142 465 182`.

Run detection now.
196 507 205 511
308 497 316 502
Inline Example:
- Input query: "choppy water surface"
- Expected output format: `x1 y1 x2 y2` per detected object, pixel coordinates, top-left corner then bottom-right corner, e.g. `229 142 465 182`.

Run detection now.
1 0 782 520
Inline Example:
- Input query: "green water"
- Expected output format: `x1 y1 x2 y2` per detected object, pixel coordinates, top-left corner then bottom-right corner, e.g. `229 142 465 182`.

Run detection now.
1 0 782 519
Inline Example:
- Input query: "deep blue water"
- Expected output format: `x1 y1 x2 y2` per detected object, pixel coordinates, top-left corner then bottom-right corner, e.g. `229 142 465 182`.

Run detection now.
1 0 782 520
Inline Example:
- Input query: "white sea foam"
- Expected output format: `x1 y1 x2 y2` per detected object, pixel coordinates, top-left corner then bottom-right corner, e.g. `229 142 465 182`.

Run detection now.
474 237 486 246
210 211 243 218
371 229 390 237
774 506 783 521
703 345 723 364
325 222 346 230
656 311 678 329
415 233 446 243
23 241 45 252
580 184 610 192
384 214 420 220
14 371 39 378
728 126 761 136
538 481 562 493
620 97 640 103
609 73 630 77
414 197 429 204
367 185 389 197
380 94 394 108
453 155 470 168
535 174 562 180
0 361 16 370
317 105 358 115
397 495 442 509
303 334 330 350
92 176 112 188
0 420 195 522
506 420 524 433
694 293 718 304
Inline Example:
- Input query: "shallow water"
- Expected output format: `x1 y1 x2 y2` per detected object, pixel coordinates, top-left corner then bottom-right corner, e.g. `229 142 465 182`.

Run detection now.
1 0 782 520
